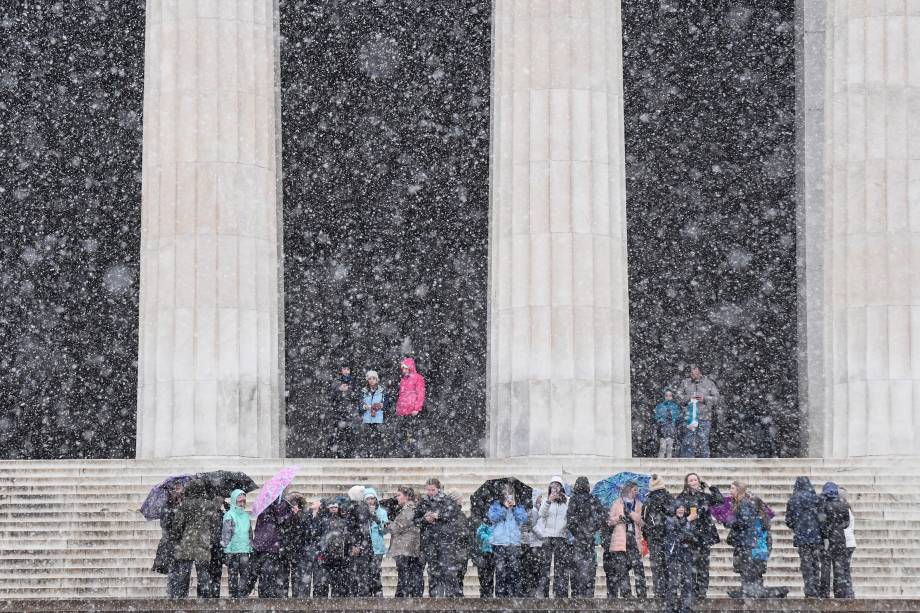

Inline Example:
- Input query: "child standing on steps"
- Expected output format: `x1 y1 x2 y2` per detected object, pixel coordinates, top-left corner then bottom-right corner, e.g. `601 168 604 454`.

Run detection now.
655 389 681 458
221 489 253 597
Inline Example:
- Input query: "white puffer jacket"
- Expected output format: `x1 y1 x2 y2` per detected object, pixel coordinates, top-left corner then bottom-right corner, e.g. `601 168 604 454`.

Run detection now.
535 499 568 538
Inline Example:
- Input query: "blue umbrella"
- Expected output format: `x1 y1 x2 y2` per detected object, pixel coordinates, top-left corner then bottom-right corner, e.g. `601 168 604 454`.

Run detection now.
139 474 193 520
591 472 651 509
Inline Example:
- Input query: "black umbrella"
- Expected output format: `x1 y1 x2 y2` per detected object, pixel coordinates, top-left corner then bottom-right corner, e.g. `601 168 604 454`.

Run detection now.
379 496 401 519
470 477 533 521
195 470 258 498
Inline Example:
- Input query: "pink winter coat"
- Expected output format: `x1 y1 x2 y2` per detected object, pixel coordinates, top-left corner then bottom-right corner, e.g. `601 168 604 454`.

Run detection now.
608 498 644 552
395 358 426 416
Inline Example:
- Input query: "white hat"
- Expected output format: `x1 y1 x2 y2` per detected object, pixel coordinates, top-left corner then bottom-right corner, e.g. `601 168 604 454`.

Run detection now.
348 484 366 502
366 370 379 380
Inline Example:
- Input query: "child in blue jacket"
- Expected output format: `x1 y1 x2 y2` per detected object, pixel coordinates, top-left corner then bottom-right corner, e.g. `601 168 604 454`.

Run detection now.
655 388 681 458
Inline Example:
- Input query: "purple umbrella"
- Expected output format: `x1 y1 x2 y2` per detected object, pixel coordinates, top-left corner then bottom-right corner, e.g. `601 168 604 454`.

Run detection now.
139 474 193 520
710 495 775 525
251 465 300 518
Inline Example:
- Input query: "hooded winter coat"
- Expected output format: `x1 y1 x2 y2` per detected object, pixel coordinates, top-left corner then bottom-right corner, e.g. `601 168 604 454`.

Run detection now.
174 480 223 563
395 358 426 416
222 489 253 554
675 483 722 548
535 477 568 539
364 489 389 555
608 497 644 552
641 488 674 544
818 482 850 554
565 477 605 548
785 477 822 547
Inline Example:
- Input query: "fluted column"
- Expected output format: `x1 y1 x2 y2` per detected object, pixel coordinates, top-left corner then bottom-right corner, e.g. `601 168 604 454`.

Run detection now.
821 0 920 456
136 0 284 458
489 0 631 457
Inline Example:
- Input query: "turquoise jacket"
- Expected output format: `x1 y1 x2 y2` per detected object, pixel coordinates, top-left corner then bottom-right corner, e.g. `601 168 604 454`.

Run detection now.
223 489 253 554
364 488 389 555
476 523 494 554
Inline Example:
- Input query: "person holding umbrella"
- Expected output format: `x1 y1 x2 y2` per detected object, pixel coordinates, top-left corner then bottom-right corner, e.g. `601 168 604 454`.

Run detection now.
152 481 185 582
487 485 528 597
168 479 223 598
253 491 295 597
606 481 647 598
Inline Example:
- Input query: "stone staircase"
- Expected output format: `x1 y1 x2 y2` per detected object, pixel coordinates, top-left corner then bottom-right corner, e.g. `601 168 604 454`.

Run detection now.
1 457 919 600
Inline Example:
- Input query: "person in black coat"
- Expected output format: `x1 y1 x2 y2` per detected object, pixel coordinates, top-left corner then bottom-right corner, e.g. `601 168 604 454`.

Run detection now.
330 366 358 457
674 473 722 599
565 476 606 597
317 498 352 597
642 475 674 599
663 500 696 613
818 482 853 598
785 476 822 597
725 481 760 598
345 486 375 597
414 478 461 597
152 483 184 580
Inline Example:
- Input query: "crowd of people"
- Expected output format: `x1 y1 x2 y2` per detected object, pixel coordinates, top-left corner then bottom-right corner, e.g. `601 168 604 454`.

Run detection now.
654 365 721 459
154 471 856 608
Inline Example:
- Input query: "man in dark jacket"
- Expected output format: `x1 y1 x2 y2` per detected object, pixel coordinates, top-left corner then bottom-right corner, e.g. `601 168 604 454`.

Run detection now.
330 366 358 457
565 476 606 597
168 480 223 598
676 365 720 457
414 478 461 597
785 476 822 597
642 475 674 599
345 485 375 597
818 482 853 598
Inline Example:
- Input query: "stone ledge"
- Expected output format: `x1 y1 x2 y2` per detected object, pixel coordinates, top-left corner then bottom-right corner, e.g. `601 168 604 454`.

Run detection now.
1 598 919 613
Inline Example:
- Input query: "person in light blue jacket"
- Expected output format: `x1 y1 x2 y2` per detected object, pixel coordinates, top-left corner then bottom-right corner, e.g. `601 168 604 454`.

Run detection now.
487 491 528 598
357 371 389 457
364 487 389 597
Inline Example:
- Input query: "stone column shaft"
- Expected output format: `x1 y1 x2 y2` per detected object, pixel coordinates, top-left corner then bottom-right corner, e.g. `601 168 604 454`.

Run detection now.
820 0 920 456
136 0 283 458
489 0 631 457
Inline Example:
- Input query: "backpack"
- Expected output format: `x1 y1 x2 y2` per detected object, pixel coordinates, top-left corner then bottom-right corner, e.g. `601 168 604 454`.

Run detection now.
319 518 348 563
643 500 667 539
752 519 769 561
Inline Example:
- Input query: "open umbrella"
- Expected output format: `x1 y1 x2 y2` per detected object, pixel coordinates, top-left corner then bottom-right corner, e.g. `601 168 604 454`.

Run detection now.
251 465 300 518
379 496 401 519
139 474 193 520
195 470 258 498
591 472 651 509
470 477 533 520
711 495 775 525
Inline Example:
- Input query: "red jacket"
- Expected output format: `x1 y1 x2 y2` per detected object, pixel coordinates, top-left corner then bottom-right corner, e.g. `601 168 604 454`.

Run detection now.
395 358 426 416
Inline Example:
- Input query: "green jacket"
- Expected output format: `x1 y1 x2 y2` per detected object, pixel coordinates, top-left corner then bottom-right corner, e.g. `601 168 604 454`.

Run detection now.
174 481 223 562
223 489 253 554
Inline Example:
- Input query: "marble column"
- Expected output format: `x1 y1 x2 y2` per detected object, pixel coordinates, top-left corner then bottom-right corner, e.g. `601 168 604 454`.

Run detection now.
489 0 631 457
136 0 284 458
812 0 920 456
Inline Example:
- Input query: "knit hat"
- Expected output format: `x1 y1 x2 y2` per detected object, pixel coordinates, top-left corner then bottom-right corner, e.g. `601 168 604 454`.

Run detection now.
649 474 666 492
822 482 839 498
348 485 366 502
364 487 379 501
366 370 379 380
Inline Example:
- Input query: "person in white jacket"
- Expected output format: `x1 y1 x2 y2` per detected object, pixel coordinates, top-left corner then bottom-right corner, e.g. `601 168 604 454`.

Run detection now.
534 476 571 597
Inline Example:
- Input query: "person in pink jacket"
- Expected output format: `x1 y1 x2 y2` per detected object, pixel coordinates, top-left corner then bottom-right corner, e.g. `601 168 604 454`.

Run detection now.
395 358 426 416
605 482 648 598
393 358 426 456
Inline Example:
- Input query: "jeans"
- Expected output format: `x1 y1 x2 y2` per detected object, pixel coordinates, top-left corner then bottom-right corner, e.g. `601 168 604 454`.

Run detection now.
682 420 711 458
226 553 251 598
820 545 854 598
257 552 289 598
475 552 495 597
290 552 316 597
541 537 572 598
570 543 597 597
647 539 668 599
797 544 822 597
658 437 674 458
493 545 522 598
395 555 424 597
689 544 711 598
167 559 210 599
